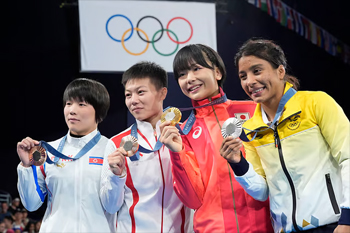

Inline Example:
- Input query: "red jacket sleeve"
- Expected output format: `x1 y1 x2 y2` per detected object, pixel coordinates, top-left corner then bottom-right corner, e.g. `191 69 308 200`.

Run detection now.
169 136 205 209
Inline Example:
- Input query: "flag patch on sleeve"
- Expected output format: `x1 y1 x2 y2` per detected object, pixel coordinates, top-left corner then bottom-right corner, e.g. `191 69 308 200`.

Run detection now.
89 156 103 166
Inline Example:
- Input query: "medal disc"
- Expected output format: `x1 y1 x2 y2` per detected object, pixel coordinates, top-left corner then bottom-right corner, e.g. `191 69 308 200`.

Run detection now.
221 117 243 139
29 146 47 166
161 107 182 126
120 135 139 157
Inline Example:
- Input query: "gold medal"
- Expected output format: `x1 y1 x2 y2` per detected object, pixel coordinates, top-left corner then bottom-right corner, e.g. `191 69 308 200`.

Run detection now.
221 117 243 139
161 107 182 126
119 135 139 157
28 146 47 166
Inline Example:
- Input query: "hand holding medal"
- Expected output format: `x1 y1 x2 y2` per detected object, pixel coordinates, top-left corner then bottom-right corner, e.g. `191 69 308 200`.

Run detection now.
28 145 47 166
161 107 182 126
221 117 243 139
17 137 47 167
159 107 183 153
220 117 244 163
119 135 139 157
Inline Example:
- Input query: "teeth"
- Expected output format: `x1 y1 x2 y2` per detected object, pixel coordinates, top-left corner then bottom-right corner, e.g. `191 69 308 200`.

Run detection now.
189 85 200 91
253 88 263 94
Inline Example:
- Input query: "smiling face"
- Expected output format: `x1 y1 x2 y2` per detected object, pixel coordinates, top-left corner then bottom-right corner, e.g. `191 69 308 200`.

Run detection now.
238 55 286 107
64 99 97 136
125 77 167 127
177 62 222 101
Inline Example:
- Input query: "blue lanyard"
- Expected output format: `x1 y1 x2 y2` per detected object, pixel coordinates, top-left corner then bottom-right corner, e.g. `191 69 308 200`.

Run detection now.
176 94 228 135
129 123 163 161
241 87 297 141
128 94 228 161
41 131 101 164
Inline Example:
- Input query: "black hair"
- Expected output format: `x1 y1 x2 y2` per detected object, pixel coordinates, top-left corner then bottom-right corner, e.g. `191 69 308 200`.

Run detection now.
173 44 227 87
122 61 168 90
234 38 300 90
63 78 110 123
3 216 13 223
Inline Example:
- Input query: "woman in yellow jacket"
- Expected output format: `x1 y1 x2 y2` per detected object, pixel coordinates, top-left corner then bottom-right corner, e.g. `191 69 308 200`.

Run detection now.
221 38 350 233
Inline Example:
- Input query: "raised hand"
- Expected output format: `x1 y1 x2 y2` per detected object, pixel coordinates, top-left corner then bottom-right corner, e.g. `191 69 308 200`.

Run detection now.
220 136 242 163
17 137 40 167
159 121 183 153
108 148 126 176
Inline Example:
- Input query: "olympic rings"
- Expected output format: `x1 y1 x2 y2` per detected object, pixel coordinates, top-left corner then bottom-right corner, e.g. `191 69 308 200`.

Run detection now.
152 29 178 56
166 17 193 44
136 16 164 43
122 28 150 56
106 14 134 42
105 14 193 56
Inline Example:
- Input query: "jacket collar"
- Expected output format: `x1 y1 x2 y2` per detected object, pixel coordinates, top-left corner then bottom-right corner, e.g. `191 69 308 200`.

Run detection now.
66 128 98 145
191 88 227 118
244 82 301 131
135 119 161 138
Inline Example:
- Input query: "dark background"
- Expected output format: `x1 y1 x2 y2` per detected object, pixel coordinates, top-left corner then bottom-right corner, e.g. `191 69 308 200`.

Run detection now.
2 0 350 218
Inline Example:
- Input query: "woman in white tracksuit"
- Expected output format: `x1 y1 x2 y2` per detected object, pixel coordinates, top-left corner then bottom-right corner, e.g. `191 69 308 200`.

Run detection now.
16 78 116 232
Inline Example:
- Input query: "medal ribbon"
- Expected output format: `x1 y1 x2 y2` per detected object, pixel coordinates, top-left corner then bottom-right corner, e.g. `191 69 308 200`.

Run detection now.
40 131 101 164
128 91 228 161
164 92 227 135
178 93 228 135
129 124 163 161
240 87 297 141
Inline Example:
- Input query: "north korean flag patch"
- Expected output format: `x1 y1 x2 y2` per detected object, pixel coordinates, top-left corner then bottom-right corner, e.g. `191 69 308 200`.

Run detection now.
89 156 103 166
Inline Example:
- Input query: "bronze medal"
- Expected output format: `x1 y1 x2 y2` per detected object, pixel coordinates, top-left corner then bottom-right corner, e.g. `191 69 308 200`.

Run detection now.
119 135 139 157
161 107 182 126
28 146 47 166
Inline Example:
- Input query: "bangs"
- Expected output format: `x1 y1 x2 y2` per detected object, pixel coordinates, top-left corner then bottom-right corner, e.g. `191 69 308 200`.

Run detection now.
173 45 214 79
63 84 93 105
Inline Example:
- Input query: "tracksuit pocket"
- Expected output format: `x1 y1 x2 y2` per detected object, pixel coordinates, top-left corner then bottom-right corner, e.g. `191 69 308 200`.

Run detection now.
325 173 340 214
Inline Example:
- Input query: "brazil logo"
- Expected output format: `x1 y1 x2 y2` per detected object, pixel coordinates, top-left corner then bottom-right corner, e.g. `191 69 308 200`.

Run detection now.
287 115 301 130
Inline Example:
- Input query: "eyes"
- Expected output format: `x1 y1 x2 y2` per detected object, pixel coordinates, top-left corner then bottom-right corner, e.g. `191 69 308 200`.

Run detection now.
239 67 263 80
65 101 88 107
125 89 146 98
178 65 202 78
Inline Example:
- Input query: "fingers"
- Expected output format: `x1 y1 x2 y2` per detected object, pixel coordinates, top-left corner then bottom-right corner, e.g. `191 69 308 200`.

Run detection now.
17 137 39 151
108 149 126 171
220 137 242 163
159 125 180 142
17 137 39 167
159 121 172 133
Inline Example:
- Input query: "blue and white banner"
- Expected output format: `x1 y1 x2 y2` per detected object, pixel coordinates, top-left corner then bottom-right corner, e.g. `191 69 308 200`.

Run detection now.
78 0 216 72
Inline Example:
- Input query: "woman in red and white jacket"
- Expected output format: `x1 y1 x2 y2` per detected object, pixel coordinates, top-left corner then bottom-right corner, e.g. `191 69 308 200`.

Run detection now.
100 62 193 233
159 44 273 233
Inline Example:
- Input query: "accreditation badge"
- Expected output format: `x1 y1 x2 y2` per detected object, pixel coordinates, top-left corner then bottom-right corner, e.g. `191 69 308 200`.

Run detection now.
221 117 243 139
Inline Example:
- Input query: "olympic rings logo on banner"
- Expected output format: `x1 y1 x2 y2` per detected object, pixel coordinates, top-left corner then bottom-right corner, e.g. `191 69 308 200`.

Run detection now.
105 14 193 56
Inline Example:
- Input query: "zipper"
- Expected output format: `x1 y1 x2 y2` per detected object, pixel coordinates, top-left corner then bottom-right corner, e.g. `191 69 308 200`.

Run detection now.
155 133 165 233
211 104 240 232
325 173 340 214
227 163 240 233
274 125 300 232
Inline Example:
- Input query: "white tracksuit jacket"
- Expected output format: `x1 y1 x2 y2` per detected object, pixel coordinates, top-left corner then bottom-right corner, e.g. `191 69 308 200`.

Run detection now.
100 120 193 233
17 129 117 232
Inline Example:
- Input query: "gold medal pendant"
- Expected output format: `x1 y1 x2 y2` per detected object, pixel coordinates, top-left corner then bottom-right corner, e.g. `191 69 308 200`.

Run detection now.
221 117 243 139
161 107 182 126
119 135 139 157
28 146 47 166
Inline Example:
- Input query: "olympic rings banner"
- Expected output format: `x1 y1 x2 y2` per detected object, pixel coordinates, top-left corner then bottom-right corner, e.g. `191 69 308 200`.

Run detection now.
78 0 216 72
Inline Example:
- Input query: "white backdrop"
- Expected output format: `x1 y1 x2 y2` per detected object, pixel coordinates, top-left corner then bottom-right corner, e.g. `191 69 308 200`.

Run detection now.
78 0 216 72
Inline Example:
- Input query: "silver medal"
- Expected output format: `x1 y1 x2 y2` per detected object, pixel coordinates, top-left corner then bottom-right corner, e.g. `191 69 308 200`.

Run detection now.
221 117 243 139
